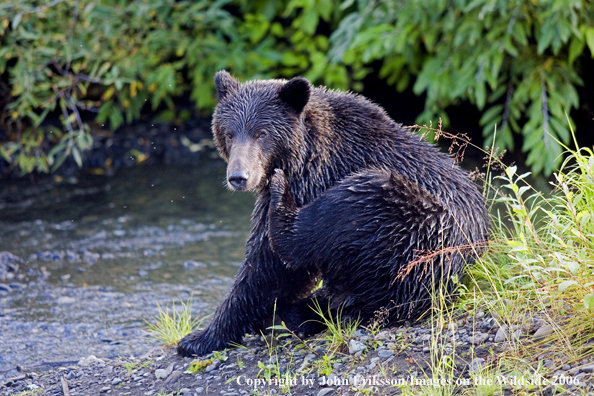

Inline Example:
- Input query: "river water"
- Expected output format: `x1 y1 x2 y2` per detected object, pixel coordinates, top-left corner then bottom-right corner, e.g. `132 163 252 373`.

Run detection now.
0 154 254 375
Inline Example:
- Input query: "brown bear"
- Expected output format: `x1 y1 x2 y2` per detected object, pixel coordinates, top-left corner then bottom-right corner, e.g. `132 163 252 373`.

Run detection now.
177 71 490 357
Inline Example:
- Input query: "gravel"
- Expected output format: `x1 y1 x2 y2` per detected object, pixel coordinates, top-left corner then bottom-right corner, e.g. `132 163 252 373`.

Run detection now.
2 313 592 396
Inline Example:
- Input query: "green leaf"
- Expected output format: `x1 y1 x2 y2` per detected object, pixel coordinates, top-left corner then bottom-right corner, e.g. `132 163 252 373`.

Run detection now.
584 294 594 309
558 280 577 292
586 27 594 57
12 13 22 29
569 36 585 64
72 146 83 168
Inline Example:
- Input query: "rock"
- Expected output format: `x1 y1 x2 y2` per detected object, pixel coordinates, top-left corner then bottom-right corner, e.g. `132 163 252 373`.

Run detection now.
195 388 205 394
562 365 571 371
470 358 485 373
111 377 122 385
415 334 431 344
469 333 489 345
348 340 366 355
494 326 508 343
83 250 100 265
155 363 174 379
298 353 317 371
511 329 522 341
100 386 111 393
317 388 335 396
205 360 222 372
178 388 192 395
326 373 339 385
544 360 553 368
448 322 458 331
164 370 182 385
78 355 105 367
377 349 394 358
581 364 594 373
183 260 206 269
568 367 581 375
533 325 553 340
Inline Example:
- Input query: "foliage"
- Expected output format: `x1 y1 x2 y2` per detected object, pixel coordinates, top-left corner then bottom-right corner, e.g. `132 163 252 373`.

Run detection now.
466 133 594 374
329 0 593 175
1 0 593 176
0 0 350 175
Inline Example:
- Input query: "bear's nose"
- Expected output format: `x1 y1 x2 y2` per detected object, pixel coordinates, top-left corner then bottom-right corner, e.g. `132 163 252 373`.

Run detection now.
228 170 249 190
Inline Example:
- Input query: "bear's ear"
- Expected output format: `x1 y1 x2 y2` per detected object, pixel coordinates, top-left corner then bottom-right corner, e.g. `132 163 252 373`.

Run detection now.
214 70 240 101
278 77 311 115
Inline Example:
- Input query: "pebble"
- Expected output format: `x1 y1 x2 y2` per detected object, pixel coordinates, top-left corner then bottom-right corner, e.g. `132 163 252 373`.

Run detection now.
494 325 508 342
195 387 205 393
205 360 222 372
184 260 206 269
582 364 594 373
470 358 485 373
533 325 553 340
568 367 581 375
348 339 366 354
415 334 431 344
469 332 489 345
317 388 335 396
155 363 174 379
78 355 105 367
377 349 394 358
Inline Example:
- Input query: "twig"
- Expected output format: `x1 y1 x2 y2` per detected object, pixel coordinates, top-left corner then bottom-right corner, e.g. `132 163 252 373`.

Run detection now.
61 376 71 396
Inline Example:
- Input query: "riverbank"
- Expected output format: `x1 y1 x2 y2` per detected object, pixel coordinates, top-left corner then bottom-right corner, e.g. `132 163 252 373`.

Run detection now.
2 309 594 396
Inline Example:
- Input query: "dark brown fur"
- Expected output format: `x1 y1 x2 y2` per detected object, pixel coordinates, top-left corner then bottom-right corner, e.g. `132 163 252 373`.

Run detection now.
177 71 490 357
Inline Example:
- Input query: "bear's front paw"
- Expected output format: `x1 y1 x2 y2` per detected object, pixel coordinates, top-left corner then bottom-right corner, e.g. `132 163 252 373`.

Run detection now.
177 330 222 357
269 169 289 210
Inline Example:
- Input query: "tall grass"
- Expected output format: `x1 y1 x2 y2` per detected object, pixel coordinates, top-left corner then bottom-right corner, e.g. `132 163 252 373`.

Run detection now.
466 139 594 378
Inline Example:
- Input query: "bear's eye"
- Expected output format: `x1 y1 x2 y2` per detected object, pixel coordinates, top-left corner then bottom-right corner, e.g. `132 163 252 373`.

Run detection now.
257 130 267 140
225 132 233 141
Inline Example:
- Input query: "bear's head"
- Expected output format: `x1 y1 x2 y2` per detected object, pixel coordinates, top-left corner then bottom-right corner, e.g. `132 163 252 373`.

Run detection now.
212 71 311 192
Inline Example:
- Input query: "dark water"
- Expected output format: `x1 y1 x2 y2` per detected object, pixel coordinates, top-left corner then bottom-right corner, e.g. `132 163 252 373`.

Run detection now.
0 154 254 374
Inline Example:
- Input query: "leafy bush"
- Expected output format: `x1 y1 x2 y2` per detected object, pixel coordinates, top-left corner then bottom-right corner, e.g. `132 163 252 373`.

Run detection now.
330 0 593 175
0 0 356 175
1 0 593 176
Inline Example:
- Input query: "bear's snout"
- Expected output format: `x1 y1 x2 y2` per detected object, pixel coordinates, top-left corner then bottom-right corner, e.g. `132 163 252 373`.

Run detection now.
228 170 249 190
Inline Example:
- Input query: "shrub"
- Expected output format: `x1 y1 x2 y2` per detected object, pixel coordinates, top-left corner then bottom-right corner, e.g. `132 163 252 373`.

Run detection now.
329 0 593 175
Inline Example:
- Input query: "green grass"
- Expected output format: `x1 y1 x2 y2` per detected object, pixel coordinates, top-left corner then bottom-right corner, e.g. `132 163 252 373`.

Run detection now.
458 131 594 393
309 300 361 356
144 300 205 347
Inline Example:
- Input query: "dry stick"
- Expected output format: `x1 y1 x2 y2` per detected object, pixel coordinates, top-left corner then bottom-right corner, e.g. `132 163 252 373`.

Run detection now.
61 376 71 396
